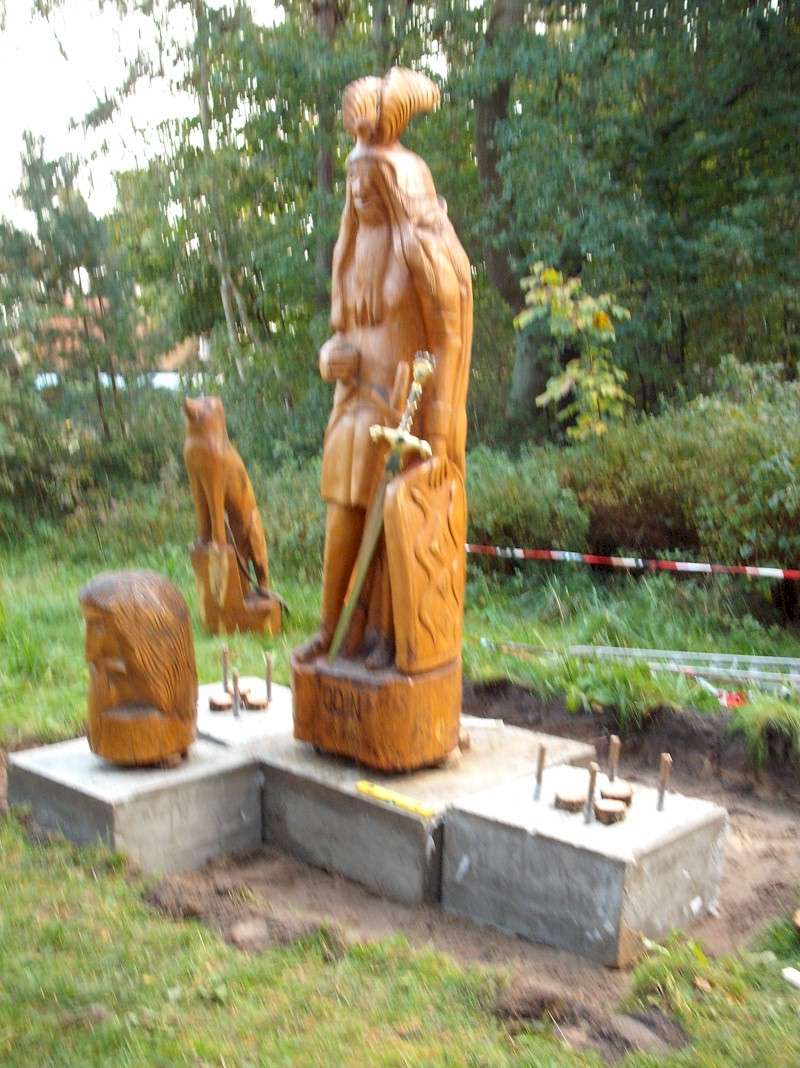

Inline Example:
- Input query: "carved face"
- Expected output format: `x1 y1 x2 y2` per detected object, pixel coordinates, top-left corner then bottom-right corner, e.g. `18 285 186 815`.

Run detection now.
348 160 387 225
184 395 226 436
79 570 198 765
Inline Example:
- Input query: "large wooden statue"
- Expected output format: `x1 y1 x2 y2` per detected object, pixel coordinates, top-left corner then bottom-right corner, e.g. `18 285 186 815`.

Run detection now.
79 570 198 766
292 67 473 772
183 395 281 635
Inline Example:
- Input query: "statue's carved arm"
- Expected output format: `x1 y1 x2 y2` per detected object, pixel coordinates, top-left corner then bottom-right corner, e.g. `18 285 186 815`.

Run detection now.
414 252 463 460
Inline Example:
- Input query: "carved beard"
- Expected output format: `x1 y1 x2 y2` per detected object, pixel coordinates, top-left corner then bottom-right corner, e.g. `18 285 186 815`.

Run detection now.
352 221 391 326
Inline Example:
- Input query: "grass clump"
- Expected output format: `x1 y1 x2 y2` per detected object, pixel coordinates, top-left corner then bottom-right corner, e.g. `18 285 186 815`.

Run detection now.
729 694 800 768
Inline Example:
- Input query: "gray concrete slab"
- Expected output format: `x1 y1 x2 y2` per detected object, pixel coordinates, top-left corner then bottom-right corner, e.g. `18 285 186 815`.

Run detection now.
7 738 263 873
257 718 595 905
196 681 293 748
442 764 727 965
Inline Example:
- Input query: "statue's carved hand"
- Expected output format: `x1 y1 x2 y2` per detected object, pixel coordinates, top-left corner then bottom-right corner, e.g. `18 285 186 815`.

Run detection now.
319 337 360 383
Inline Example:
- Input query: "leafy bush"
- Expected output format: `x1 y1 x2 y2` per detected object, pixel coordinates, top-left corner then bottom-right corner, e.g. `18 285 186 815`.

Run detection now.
562 359 800 564
729 694 800 768
0 374 181 542
466 445 589 551
253 455 325 581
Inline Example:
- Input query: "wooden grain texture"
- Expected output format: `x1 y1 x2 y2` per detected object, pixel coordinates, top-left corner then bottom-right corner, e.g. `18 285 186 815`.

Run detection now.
292 653 461 772
191 544 281 636
183 395 282 636
79 570 198 767
385 457 466 674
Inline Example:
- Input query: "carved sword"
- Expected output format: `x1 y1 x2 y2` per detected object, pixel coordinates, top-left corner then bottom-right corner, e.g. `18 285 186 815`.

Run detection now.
327 351 435 662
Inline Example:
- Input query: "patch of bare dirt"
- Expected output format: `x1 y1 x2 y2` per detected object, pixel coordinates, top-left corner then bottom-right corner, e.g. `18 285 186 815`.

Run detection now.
145 867 344 955
494 983 689 1063
153 846 629 1007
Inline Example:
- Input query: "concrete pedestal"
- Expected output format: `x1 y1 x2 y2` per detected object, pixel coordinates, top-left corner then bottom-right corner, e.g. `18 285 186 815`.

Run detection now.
196 681 293 748
257 720 595 905
442 764 728 966
7 738 262 873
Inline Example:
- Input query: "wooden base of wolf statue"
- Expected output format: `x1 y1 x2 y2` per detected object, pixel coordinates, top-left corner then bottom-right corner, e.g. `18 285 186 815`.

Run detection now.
190 543 282 637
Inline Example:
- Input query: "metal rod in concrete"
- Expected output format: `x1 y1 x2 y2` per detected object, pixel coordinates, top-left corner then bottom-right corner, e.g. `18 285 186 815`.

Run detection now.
232 668 241 719
533 744 546 801
265 651 273 705
222 645 230 692
608 735 621 782
585 762 599 823
657 752 672 811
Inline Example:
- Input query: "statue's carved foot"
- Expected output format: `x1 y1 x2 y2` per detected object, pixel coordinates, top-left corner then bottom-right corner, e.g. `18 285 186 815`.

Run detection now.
364 636 395 672
294 629 331 663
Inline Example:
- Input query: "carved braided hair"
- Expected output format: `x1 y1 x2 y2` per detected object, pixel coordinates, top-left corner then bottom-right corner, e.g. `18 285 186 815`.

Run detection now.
342 68 440 146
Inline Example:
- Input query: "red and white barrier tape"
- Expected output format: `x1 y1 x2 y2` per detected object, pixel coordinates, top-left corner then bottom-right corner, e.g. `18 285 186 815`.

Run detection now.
465 544 800 582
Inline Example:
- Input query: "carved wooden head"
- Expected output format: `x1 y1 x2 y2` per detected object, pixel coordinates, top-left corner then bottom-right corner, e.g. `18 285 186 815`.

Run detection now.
183 395 227 438
79 570 198 765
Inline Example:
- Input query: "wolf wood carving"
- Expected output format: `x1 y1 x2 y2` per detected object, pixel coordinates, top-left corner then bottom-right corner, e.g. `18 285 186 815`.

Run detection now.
183 396 281 635
291 68 472 772
79 570 198 766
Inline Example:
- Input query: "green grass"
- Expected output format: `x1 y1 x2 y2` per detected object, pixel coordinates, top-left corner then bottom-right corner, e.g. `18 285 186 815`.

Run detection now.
2 813 800 1067
4 538 800 753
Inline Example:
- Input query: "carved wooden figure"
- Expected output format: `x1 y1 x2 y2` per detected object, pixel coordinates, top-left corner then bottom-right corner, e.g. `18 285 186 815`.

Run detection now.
183 396 281 635
79 570 198 766
292 68 473 772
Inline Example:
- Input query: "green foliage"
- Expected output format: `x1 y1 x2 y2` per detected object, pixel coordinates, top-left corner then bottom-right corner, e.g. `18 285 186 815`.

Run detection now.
466 444 589 553
516 263 633 440
729 694 800 769
564 358 800 564
0 374 182 542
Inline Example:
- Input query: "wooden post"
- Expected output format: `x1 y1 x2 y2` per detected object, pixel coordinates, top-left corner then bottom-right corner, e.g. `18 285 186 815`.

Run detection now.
657 753 673 812
265 651 273 704
534 743 546 801
585 762 599 823
232 668 241 719
608 735 621 782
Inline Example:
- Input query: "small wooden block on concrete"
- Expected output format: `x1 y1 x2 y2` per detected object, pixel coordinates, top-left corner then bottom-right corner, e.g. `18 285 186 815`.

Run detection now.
254 719 594 906
7 738 262 873
442 764 727 966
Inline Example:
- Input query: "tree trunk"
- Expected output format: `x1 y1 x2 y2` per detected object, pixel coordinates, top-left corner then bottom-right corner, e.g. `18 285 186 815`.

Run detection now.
314 0 338 313
193 0 247 378
93 365 112 443
474 1 541 415
474 0 526 315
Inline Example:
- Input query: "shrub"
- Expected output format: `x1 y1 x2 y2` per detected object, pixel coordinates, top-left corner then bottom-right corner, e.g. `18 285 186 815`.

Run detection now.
561 362 800 564
466 445 589 552
0 375 181 542
252 455 325 581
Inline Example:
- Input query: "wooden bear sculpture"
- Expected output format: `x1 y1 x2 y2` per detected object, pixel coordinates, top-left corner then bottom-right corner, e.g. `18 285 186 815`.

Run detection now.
183 396 281 635
80 570 198 767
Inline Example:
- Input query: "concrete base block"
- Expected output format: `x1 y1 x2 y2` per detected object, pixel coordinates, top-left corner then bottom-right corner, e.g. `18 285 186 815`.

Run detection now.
442 764 727 966
7 738 262 873
258 719 595 905
196 681 294 748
